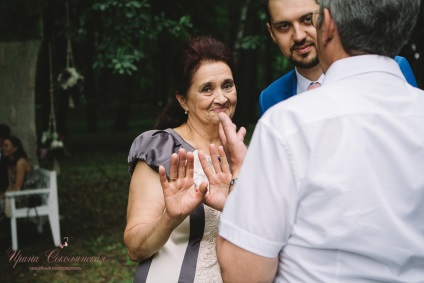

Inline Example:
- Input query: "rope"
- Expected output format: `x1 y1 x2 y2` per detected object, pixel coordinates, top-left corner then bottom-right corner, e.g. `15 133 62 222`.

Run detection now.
66 40 75 69
65 0 74 68
48 44 57 133
65 0 76 108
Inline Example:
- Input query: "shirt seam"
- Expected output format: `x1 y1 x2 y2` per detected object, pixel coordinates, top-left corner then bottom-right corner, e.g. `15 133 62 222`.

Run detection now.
260 120 302 224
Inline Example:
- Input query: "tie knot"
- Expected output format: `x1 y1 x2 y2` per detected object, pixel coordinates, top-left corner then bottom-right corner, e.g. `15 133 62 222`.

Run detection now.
307 82 321 90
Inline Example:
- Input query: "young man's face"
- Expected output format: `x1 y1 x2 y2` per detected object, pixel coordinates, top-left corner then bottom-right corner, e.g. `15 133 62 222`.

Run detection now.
267 0 320 69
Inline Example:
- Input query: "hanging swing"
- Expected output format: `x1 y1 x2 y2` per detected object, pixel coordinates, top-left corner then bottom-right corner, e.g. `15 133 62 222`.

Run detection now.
41 0 82 172
57 0 83 108
41 44 64 173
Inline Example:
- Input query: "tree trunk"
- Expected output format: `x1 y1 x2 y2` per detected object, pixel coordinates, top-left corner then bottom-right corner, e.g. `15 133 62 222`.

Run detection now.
114 75 132 132
232 1 261 125
0 41 41 164
83 0 97 132
233 0 250 61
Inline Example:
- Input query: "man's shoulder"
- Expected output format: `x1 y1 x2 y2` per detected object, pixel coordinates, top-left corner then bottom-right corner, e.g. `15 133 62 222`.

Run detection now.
261 69 296 95
259 69 297 115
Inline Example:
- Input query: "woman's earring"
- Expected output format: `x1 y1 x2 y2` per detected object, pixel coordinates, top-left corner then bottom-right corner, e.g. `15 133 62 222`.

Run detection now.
184 110 188 114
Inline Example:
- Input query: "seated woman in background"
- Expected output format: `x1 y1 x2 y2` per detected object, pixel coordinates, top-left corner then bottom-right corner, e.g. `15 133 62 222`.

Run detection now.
2 136 33 193
1 136 36 217
125 36 243 283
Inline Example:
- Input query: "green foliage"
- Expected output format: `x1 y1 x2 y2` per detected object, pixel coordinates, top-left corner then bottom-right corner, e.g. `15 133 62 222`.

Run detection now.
274 55 293 75
240 35 267 50
91 0 192 76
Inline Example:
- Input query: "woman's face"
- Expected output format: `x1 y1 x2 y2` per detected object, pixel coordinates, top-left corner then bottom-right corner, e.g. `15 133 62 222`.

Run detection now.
181 61 237 126
2 139 17 157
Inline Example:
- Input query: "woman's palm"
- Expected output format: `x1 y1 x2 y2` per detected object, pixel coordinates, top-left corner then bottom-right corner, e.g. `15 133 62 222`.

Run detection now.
159 149 208 220
162 177 205 219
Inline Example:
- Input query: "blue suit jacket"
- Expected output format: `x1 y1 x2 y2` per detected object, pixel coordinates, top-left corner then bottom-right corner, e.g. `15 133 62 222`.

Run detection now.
259 56 418 116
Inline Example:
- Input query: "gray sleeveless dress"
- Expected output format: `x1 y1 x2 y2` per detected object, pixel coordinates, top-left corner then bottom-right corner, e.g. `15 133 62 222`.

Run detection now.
128 129 222 283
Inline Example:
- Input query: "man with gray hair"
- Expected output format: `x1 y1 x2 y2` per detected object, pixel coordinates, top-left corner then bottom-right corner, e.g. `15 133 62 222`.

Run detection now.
216 0 424 282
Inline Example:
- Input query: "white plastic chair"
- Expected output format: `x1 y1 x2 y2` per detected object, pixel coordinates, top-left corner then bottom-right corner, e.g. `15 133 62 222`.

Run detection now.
5 168 61 250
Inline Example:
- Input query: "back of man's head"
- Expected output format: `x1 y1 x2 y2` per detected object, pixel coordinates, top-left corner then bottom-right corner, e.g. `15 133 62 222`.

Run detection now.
319 0 421 57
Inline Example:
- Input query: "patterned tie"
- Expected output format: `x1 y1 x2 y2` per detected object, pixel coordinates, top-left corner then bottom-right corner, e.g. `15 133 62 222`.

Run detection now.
307 82 321 90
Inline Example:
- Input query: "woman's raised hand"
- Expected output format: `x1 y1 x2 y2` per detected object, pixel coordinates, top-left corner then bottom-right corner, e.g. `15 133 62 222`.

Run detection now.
218 113 247 177
199 144 232 211
159 148 208 220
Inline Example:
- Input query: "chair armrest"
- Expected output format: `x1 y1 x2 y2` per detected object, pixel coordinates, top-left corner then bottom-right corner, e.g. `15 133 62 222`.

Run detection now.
5 189 50 198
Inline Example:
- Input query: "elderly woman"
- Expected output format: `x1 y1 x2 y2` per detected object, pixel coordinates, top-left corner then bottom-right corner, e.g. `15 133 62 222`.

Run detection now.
125 36 239 282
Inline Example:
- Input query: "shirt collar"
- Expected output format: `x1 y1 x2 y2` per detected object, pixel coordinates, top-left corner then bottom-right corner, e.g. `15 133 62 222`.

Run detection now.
295 68 325 94
323 55 406 85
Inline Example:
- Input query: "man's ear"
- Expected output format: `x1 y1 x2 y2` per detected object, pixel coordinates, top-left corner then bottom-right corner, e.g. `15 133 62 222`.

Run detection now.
266 23 277 43
321 8 337 46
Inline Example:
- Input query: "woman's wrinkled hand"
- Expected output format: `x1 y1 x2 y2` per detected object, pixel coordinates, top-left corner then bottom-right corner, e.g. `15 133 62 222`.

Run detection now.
159 148 208 220
218 113 247 177
199 144 232 211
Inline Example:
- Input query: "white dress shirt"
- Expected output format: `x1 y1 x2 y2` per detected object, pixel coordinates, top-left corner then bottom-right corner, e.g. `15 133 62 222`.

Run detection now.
220 55 424 282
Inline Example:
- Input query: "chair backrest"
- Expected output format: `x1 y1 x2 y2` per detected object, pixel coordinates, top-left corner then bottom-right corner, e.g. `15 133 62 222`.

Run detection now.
28 167 58 206
7 167 60 251
32 168 58 207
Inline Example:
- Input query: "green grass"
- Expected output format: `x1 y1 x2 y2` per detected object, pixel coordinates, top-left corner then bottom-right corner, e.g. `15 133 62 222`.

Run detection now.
0 104 150 282
0 144 139 282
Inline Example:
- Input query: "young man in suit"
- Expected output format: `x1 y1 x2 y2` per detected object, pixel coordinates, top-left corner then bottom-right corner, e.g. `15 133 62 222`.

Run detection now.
259 0 418 116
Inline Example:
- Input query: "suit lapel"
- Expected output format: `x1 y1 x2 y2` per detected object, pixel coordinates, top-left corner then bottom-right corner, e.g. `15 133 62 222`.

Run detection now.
283 69 297 99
